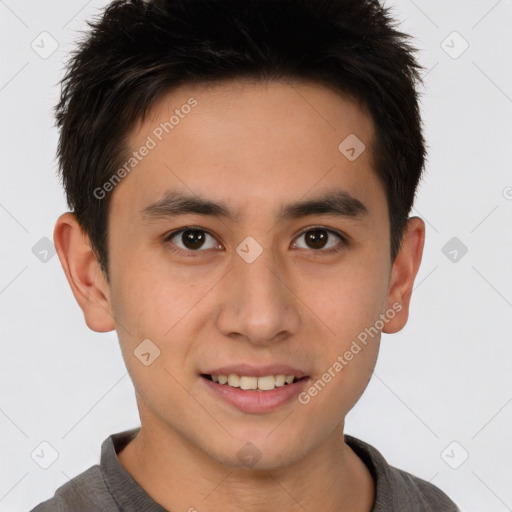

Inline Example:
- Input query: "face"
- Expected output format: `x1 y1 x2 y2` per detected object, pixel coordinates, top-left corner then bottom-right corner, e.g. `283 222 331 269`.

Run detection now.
102 79 396 469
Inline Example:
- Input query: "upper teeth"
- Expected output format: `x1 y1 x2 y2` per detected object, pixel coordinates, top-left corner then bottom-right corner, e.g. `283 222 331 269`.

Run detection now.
211 374 296 390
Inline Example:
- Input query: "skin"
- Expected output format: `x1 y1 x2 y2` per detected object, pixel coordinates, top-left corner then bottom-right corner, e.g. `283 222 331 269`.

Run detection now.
54 79 424 512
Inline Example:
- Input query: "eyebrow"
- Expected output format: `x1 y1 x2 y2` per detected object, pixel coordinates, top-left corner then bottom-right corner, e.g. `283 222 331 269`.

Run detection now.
141 188 368 223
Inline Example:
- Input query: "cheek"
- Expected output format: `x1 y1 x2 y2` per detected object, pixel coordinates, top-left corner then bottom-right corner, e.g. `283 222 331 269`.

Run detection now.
296 256 388 412
298 289 382 427
107 251 221 389
111 276 195 342
108 271 197 408
108 240 207 334
310 258 390 339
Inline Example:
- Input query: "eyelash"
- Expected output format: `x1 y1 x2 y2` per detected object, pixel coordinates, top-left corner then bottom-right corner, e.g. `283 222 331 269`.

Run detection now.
163 225 348 257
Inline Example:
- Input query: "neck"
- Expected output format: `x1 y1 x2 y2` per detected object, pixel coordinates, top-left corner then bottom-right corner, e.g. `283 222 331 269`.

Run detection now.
117 418 374 512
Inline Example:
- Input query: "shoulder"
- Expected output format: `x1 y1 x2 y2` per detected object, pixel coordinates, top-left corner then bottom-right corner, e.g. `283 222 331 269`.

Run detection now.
28 428 141 512
384 464 460 511
345 435 459 512
28 464 117 512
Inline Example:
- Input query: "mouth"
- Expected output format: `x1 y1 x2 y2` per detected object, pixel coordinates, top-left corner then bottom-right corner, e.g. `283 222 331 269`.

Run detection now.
199 364 311 413
200 371 310 413
201 373 308 391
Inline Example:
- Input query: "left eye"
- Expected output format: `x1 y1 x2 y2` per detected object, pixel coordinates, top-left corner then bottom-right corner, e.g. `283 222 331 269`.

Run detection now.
292 228 343 251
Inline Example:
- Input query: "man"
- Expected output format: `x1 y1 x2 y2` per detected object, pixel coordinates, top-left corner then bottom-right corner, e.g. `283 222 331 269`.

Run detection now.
31 0 459 510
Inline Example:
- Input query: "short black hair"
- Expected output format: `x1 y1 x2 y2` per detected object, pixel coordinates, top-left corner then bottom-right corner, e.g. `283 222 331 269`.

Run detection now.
55 0 426 277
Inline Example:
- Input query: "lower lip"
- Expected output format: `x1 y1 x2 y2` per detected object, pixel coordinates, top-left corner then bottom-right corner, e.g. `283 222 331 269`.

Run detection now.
201 376 310 413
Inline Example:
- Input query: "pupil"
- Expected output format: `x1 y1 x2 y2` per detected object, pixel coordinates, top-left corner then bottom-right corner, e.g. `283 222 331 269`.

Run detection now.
183 229 205 250
306 230 327 249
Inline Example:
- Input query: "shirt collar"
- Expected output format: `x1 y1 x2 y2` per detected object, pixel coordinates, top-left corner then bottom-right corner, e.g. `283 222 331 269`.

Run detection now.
100 427 168 511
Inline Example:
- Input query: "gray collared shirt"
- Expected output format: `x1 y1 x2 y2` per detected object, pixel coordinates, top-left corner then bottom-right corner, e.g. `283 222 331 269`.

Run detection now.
29 428 459 511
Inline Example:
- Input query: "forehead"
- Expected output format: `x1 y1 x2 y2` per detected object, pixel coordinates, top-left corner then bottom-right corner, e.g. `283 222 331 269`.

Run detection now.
134 78 374 151
114 78 383 222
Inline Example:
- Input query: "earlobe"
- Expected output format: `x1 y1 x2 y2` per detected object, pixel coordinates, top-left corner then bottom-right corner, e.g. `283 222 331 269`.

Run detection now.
382 216 425 334
53 212 116 333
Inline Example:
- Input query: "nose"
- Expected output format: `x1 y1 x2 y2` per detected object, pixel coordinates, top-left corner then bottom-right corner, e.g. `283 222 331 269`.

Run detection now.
214 244 301 346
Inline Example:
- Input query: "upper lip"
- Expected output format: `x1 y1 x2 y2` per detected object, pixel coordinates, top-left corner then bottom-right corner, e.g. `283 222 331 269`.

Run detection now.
202 364 308 379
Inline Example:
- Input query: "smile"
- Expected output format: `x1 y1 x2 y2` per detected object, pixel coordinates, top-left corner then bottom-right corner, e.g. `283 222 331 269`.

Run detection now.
201 373 310 413
202 373 301 391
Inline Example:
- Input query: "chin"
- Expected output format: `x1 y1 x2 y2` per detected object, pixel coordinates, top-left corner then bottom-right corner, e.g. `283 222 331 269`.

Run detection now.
205 435 308 472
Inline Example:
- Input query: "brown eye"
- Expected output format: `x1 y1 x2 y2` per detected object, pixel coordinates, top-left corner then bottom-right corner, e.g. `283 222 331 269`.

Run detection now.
293 228 344 252
167 228 219 252
305 229 328 249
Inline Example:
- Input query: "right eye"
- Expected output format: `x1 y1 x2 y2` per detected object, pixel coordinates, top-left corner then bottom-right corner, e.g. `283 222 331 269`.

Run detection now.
164 227 222 254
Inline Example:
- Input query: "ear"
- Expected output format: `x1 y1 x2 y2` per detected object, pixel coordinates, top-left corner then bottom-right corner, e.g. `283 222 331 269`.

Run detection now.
382 216 425 334
53 212 115 332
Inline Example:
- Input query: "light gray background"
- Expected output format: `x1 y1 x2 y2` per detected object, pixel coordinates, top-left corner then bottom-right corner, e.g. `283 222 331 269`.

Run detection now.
1 1 511 511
